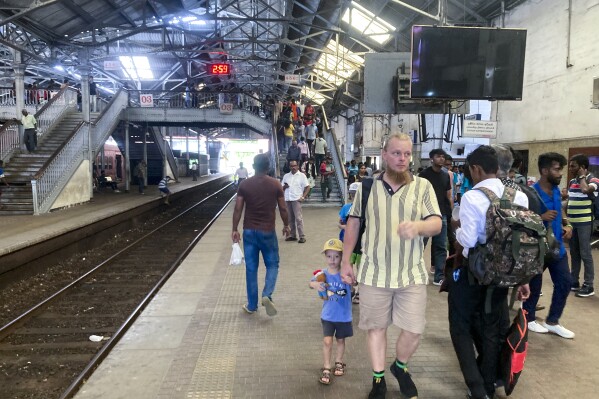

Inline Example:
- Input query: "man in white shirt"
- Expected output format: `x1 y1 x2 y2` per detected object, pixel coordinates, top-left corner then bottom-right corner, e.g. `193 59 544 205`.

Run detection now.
234 162 249 186
450 145 530 399
282 160 310 243
19 109 37 153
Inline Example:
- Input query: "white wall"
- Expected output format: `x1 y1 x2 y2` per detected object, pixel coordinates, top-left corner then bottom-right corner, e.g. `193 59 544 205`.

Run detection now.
51 160 92 210
494 0 599 144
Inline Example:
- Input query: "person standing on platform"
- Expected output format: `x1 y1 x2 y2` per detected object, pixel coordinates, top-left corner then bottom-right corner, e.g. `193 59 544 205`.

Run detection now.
340 133 442 399
232 154 290 316
191 161 198 181
0 160 9 209
567 154 598 298
419 149 452 286
89 76 97 113
19 109 37 154
134 160 146 194
282 160 310 244
234 162 249 186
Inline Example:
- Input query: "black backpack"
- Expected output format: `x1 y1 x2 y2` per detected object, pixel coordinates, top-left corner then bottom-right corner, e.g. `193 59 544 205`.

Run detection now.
354 178 374 255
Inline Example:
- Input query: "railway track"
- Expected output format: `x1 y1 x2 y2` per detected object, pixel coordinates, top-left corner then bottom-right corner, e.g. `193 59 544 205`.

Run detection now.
0 183 237 399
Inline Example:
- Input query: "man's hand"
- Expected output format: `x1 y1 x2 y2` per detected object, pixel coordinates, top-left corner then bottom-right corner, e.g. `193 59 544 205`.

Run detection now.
541 210 557 222
578 167 588 178
562 225 573 240
397 221 420 240
341 262 356 285
517 284 530 301
282 225 291 237
231 230 240 243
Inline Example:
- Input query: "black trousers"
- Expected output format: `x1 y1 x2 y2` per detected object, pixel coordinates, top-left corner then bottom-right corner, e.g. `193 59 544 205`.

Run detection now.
24 129 36 152
448 268 508 398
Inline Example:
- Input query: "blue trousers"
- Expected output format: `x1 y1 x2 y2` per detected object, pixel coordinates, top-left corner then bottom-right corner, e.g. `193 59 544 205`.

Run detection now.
243 229 280 311
523 255 572 324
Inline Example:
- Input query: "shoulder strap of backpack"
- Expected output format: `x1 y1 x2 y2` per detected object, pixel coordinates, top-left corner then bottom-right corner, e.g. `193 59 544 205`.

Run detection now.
475 186 500 207
360 178 374 222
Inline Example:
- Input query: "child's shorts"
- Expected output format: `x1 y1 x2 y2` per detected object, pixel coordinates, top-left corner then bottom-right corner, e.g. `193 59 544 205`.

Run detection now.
321 319 353 339
159 187 170 194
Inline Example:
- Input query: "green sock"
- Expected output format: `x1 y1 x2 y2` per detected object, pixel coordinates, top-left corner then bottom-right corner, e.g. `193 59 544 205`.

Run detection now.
373 370 385 383
395 359 408 370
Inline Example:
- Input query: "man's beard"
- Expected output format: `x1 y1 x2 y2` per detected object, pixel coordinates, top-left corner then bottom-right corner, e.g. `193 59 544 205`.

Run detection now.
385 166 409 184
548 175 561 186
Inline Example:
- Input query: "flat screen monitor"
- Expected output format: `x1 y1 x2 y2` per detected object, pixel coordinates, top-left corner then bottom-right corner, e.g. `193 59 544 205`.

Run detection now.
410 26 527 100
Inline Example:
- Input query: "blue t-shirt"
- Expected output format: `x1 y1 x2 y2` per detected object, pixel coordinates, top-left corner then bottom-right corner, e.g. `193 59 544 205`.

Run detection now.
338 203 352 241
320 270 352 323
533 182 566 258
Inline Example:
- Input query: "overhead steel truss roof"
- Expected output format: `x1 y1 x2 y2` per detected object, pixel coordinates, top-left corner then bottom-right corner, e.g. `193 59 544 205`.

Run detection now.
0 0 528 114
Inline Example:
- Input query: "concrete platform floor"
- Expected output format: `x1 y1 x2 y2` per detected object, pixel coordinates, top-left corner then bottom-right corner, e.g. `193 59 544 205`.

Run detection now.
72 206 599 399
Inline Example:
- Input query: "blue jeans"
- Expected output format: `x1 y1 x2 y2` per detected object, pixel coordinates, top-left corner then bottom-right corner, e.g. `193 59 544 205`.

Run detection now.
523 255 572 324
243 229 280 311
570 224 595 287
424 216 448 282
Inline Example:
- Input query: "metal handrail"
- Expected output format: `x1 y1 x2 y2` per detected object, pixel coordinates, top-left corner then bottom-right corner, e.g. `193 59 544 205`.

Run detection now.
34 87 77 140
320 107 346 203
33 121 84 180
31 123 88 215
91 89 128 154
0 120 19 161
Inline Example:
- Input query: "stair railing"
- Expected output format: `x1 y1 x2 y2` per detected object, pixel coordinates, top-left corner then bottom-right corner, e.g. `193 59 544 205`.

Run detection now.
34 87 77 141
321 108 347 204
0 121 20 161
150 127 179 180
31 122 89 215
91 89 128 154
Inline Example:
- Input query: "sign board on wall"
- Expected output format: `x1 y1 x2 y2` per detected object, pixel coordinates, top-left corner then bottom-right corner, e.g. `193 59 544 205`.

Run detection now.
284 74 300 84
362 147 382 157
139 93 154 107
463 120 497 139
219 103 233 114
104 60 121 70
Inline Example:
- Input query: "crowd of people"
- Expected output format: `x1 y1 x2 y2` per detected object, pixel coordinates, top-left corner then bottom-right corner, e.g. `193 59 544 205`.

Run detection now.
231 137 598 399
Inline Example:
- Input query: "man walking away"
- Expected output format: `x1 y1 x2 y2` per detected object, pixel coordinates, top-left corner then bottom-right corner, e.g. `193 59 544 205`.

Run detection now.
524 153 574 338
419 148 453 285
567 154 598 298
134 160 146 194
19 109 37 154
282 160 311 243
234 162 249 186
450 145 530 399
232 154 290 316
341 133 442 399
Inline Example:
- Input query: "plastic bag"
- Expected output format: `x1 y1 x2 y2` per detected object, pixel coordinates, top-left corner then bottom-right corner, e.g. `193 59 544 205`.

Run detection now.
229 242 244 265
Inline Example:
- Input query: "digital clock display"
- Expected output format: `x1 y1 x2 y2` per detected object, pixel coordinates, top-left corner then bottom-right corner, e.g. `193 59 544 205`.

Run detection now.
209 63 230 75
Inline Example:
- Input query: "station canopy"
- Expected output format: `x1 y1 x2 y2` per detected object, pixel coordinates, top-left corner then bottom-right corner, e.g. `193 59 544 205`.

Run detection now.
0 0 526 115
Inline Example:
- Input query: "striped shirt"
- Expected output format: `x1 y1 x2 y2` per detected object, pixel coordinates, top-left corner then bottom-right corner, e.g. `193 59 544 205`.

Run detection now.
567 174 599 226
158 177 171 189
349 174 441 288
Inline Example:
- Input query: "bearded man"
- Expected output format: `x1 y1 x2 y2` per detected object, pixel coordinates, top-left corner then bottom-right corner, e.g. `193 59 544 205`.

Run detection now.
341 133 442 399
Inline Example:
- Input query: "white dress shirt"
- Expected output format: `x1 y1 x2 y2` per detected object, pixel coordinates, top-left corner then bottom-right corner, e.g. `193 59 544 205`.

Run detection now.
282 171 309 201
456 178 528 257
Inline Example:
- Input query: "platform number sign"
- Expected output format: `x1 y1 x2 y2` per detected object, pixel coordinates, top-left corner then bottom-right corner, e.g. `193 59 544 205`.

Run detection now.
219 103 233 114
140 93 154 107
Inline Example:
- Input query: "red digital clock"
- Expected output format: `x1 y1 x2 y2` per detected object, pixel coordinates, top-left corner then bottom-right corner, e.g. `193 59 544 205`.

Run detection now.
209 63 230 75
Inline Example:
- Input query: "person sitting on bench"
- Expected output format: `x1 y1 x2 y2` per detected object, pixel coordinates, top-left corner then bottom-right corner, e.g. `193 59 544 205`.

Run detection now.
98 170 120 192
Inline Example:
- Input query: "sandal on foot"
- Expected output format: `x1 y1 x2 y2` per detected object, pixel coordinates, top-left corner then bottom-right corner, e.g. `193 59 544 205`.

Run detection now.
319 368 332 385
334 362 346 376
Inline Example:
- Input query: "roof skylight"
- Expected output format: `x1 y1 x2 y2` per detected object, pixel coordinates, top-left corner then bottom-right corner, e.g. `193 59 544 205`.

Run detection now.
313 41 364 86
301 87 326 105
119 56 154 80
342 1 395 44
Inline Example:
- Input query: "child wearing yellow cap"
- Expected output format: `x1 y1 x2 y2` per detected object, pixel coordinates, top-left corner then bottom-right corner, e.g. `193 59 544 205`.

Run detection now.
309 238 353 385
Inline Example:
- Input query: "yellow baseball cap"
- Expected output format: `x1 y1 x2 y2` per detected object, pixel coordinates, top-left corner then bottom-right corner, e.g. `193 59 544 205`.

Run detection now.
322 238 343 253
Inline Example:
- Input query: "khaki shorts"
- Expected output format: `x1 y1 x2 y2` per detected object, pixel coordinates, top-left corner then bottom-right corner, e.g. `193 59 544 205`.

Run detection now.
358 283 427 334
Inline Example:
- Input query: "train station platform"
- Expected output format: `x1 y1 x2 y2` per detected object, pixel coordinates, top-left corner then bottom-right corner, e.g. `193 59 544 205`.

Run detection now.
69 205 599 399
0 174 229 259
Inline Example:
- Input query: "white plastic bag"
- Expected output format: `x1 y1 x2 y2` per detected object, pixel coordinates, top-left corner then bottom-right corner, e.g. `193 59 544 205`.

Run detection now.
230 243 244 265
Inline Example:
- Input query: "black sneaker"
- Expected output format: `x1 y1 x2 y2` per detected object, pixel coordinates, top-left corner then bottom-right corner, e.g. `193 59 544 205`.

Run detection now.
390 362 418 399
576 285 595 297
571 282 580 291
368 377 387 399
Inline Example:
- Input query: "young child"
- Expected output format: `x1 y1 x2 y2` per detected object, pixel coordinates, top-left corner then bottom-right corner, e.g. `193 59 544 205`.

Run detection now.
309 238 353 385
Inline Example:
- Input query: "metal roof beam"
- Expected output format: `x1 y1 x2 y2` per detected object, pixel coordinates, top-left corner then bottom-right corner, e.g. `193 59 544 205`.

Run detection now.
389 0 440 21
58 0 95 24
448 0 488 23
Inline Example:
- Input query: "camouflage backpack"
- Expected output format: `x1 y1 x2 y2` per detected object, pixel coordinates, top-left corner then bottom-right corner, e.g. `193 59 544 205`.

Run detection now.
468 186 546 287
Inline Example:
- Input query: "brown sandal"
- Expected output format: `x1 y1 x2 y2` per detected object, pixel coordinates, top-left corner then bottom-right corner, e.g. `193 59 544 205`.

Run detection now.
334 362 346 376
319 368 331 385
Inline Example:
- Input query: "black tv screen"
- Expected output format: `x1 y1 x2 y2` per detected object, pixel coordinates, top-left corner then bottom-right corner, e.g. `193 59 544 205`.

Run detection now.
410 26 527 100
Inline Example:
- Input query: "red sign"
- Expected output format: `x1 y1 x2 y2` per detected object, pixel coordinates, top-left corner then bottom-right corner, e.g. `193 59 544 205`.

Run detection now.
209 63 230 75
